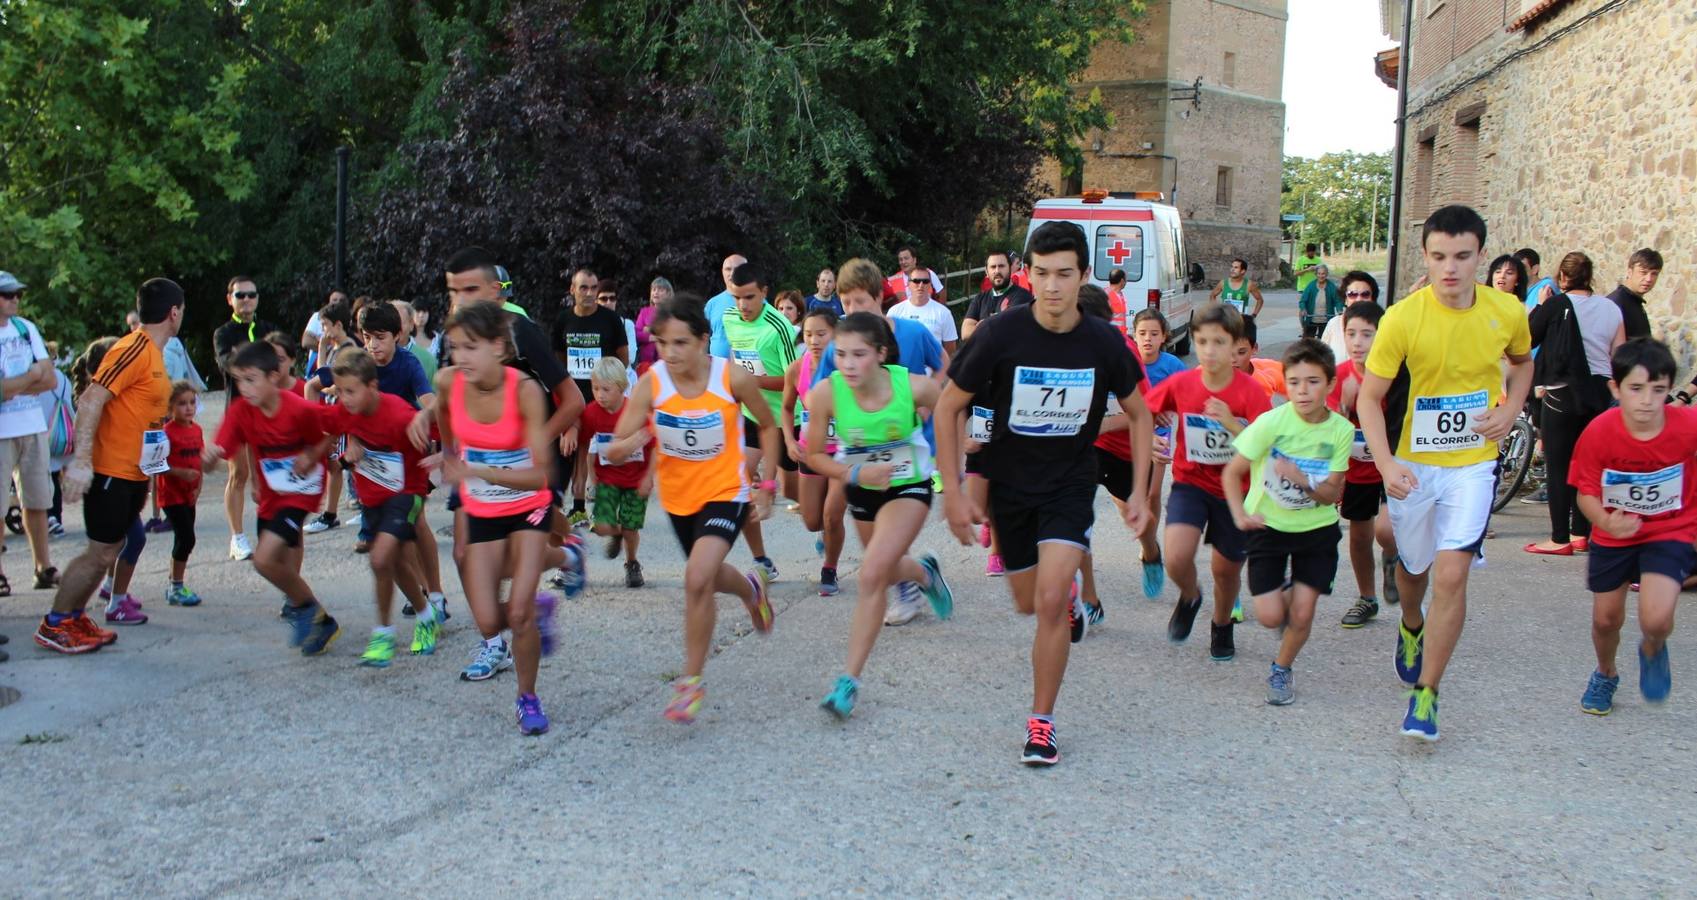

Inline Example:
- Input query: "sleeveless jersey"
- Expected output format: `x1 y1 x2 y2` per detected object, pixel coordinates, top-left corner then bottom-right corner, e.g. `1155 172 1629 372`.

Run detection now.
1220 276 1251 313
795 350 837 454
451 368 552 518
830 365 934 488
650 358 749 515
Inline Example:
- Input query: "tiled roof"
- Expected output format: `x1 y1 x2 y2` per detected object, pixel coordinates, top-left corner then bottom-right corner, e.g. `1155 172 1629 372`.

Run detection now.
1508 0 1574 32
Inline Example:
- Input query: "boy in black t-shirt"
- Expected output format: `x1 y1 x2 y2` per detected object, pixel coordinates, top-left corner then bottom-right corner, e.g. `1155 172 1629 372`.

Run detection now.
937 222 1154 767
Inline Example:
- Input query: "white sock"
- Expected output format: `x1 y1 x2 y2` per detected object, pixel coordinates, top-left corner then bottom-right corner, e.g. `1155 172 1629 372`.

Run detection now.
105 592 123 614
100 575 114 595
374 625 396 637
484 635 506 649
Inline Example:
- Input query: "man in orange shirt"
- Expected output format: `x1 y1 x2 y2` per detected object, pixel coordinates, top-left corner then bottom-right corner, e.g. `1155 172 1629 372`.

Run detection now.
34 279 180 654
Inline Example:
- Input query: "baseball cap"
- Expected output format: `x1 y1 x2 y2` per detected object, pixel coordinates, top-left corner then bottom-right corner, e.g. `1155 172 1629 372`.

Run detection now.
493 265 514 299
0 272 26 293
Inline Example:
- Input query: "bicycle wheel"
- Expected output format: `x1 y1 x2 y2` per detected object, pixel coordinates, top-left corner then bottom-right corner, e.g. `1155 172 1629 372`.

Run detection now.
1492 415 1535 513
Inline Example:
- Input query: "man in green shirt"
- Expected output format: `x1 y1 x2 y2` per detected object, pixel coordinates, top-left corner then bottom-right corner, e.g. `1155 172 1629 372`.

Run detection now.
722 262 798 581
1294 243 1323 294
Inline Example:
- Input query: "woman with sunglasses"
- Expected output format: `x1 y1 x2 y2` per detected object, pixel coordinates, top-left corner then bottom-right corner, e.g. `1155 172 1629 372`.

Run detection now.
1318 271 1381 366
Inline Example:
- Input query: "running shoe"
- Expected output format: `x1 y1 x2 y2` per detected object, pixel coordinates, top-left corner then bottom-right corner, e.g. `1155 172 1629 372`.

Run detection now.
1209 621 1235 661
664 676 705 724
1167 595 1203 643
625 560 645 588
819 566 839 597
567 508 591 529
1395 622 1424 686
461 640 512 681
1267 663 1295 705
985 553 1005 577
978 522 992 549
1520 487 1548 504
1382 554 1400 605
1640 642 1672 703
743 569 774 635
229 533 254 561
1069 595 1088 644
72 613 117 646
917 553 953 620
535 591 560 656
604 533 623 560
429 592 450 622
282 604 316 648
47 516 65 537
1085 601 1105 628
166 585 202 607
303 513 340 534
814 535 825 557
104 596 148 625
1231 596 1245 624
144 515 170 534
884 582 923 626
754 556 780 583
1141 555 1165 600
820 674 858 720
1021 717 1059 766
1341 598 1379 629
410 609 440 656
300 611 341 656
557 538 588 600
361 631 397 668
33 615 103 654
1401 686 1439 741
353 539 371 554
1580 670 1619 715
401 602 416 618
516 693 550 736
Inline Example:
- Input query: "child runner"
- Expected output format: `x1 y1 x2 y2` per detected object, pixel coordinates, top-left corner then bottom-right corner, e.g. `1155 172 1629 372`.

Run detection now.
1130 309 1186 599
1328 302 1403 627
936 221 1153 766
1145 303 1272 661
781 308 847 596
806 312 953 718
1569 339 1697 714
607 297 778 724
720 263 798 582
581 357 655 588
315 347 439 667
1233 316 1285 401
434 303 560 735
205 341 340 656
1356 205 1533 741
158 380 206 607
304 300 357 534
1221 339 1354 704
1075 283 1141 638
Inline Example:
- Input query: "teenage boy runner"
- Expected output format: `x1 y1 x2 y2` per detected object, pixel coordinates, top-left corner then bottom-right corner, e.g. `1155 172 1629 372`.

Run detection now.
1569 339 1697 714
1329 302 1403 626
1356 204 1533 741
1222 339 1354 705
556 267 629 527
1145 303 1271 658
721 262 798 582
937 221 1153 766
206 341 340 656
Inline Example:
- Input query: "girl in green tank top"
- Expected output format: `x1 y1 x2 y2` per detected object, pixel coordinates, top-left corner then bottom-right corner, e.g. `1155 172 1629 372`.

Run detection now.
801 313 954 720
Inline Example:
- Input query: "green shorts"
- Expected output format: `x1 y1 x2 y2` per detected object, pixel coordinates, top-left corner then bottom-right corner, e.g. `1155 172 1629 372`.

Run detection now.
593 483 648 531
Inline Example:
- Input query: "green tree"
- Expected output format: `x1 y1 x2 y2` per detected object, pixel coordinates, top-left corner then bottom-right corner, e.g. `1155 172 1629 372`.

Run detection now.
1280 151 1392 249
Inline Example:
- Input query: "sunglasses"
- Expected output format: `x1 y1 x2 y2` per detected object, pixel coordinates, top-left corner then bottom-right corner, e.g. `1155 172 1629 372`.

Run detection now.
0 291 20 300
233 291 258 299
1345 290 1374 299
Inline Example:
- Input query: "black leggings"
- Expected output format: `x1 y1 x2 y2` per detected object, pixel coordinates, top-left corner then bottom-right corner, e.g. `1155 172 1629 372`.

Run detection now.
1540 386 1598 544
163 504 197 563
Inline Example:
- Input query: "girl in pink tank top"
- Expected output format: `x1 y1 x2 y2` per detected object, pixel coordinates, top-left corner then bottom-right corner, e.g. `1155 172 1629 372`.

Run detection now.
781 308 847 594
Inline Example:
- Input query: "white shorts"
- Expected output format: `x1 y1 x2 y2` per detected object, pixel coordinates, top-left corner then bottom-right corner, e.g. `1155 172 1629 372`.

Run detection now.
1385 458 1495 576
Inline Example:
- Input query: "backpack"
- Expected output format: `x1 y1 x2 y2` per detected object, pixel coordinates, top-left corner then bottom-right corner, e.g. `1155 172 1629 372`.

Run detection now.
46 370 74 458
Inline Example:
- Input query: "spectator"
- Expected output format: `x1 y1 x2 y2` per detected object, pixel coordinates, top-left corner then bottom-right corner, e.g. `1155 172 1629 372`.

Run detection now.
634 276 672 373
707 253 747 358
805 267 842 317
1298 264 1343 339
1515 248 1557 310
1607 248 1662 341
595 278 640 374
775 290 805 331
390 299 438 381
0 270 59 595
886 263 958 354
212 275 278 562
1294 242 1323 293
883 246 946 310
35 349 74 539
1488 254 1530 303
1320 270 1381 364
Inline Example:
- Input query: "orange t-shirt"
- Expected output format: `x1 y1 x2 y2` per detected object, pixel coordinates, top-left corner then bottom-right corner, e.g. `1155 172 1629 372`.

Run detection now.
91 331 171 481
1248 357 1286 399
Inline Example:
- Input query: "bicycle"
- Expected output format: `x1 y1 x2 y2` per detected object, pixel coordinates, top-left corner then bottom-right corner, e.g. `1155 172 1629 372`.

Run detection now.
1492 408 1537 513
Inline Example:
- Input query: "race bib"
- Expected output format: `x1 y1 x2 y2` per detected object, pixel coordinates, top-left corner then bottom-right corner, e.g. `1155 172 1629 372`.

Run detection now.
1103 392 1123 418
731 348 765 377
1008 367 1093 436
260 457 324 495
1350 429 1373 462
967 405 994 444
139 429 171 476
797 408 836 441
655 410 726 460
1602 464 1683 517
355 449 405 494
1409 390 1488 452
840 440 918 482
1182 414 1235 465
566 346 600 380
1221 297 1246 313
592 432 642 466
1263 449 1330 510
462 446 534 504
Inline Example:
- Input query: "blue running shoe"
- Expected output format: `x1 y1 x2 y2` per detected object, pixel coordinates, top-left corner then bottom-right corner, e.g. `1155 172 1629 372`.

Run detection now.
1230 596 1244 624
814 536 825 557
461 640 512 681
1580 670 1619 715
1085 601 1105 628
557 540 587 600
917 553 953 620
821 675 858 719
819 567 840 597
1400 686 1439 741
1141 557 1165 600
1640 642 1672 703
535 591 560 657
282 603 316 648
1395 622 1424 686
300 611 341 657
516 693 549 736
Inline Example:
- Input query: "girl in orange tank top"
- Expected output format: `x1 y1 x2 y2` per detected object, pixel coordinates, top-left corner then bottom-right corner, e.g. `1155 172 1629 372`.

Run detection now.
603 299 782 724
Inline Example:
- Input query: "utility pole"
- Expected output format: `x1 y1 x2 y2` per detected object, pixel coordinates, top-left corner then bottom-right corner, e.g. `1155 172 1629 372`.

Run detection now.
1369 177 1380 253
334 147 349 293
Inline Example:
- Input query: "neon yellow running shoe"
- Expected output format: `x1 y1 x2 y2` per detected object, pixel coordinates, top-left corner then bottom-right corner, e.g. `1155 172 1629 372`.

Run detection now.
664 676 705 724
360 631 397 668
410 609 440 655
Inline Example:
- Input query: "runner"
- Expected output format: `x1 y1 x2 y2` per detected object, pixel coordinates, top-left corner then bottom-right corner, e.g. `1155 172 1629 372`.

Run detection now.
1075 284 1144 636
781 308 848 596
1355 204 1533 741
1221 339 1354 705
885 264 958 354
555 267 629 527
213 275 279 561
206 341 340 656
1129 309 1186 599
1144 303 1272 660
1210 258 1265 322
936 221 1153 766
304 299 357 534
721 262 797 582
157 380 206 608
434 303 561 735
607 297 778 724
1569 339 1695 714
580 357 655 588
34 280 178 655
808 312 953 718
1233 317 1286 401
1328 302 1403 627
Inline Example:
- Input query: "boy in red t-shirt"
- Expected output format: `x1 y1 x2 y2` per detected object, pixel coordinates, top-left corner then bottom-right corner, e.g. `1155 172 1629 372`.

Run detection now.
157 381 206 608
1144 304 1271 661
204 342 338 656
1327 302 1402 628
1569 339 1697 714
313 347 437 667
582 359 655 588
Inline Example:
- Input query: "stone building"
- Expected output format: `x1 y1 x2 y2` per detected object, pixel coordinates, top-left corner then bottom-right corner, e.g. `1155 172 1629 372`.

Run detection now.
1037 0 1288 286
1379 0 1694 357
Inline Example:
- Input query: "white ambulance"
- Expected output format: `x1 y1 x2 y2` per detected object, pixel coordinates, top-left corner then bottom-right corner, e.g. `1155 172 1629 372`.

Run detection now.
1023 190 1204 354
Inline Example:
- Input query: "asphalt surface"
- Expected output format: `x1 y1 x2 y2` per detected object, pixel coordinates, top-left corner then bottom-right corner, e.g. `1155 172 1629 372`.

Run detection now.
2 295 1693 896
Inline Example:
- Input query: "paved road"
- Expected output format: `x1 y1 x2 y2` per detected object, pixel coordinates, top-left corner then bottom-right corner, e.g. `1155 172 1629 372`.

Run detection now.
3 373 1693 896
